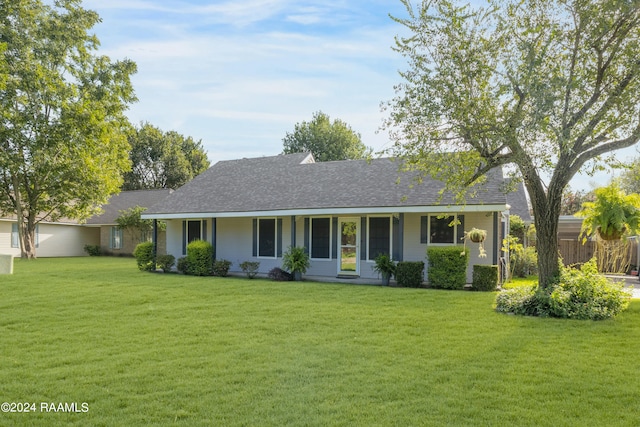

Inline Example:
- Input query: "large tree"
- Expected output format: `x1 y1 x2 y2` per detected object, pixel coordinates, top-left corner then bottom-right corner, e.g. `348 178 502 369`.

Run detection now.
385 0 640 288
123 122 210 190
283 111 371 161
620 156 640 194
0 0 137 258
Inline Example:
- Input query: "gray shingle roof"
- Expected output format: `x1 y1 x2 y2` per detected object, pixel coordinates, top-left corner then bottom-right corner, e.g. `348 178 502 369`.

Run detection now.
505 179 532 222
86 189 173 225
145 153 508 217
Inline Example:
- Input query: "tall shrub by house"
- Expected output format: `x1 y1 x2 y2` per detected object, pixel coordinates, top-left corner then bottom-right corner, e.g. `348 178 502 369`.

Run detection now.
133 241 155 271
186 240 213 276
427 246 469 290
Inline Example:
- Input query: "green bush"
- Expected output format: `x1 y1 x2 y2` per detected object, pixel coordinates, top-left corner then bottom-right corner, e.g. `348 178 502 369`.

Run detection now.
177 257 189 274
395 261 424 287
84 244 102 256
133 242 155 271
495 259 631 320
547 259 631 320
156 254 175 273
472 265 499 291
427 246 469 290
213 259 232 277
240 261 260 279
186 240 213 276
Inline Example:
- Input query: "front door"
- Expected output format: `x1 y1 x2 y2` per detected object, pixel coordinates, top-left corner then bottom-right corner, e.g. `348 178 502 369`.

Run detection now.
338 218 360 276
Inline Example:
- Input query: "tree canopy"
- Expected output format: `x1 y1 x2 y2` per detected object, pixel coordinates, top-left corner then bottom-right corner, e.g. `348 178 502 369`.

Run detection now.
385 0 640 287
123 122 210 190
0 0 137 258
620 156 640 195
282 111 371 162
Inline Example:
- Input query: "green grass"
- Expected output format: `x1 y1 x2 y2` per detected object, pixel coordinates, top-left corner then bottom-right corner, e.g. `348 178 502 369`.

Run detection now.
502 275 539 289
2 257 640 426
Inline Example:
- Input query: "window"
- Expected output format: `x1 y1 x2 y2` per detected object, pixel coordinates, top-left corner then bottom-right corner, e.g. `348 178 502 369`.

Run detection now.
310 218 330 259
368 216 391 260
182 220 207 255
421 215 464 244
110 226 123 249
258 218 276 257
12 223 39 249
187 220 202 243
11 223 19 248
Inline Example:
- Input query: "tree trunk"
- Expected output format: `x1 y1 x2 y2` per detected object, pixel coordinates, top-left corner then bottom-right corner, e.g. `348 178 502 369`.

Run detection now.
526 179 563 289
18 220 37 259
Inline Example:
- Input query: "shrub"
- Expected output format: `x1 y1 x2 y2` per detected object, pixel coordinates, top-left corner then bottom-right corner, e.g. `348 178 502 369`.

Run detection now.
84 244 102 256
495 259 631 320
495 285 549 317
240 261 260 279
213 259 232 277
427 246 469 290
268 267 292 281
133 241 155 271
186 240 213 276
472 265 499 291
547 259 631 320
395 261 424 287
156 254 175 273
177 257 189 274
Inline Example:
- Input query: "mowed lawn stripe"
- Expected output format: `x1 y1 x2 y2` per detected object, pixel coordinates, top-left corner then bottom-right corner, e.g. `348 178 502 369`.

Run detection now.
1 257 639 426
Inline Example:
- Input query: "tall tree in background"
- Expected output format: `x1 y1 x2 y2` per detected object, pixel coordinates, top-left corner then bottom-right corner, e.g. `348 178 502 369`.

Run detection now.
123 122 210 190
283 111 370 162
386 0 640 288
561 188 596 215
620 156 640 195
0 0 137 258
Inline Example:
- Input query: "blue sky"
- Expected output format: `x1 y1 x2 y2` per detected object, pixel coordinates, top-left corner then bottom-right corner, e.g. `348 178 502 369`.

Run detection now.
84 0 408 161
83 0 636 192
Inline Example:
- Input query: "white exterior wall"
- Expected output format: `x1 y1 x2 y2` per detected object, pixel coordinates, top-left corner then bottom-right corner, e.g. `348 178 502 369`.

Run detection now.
403 212 498 284
162 211 502 282
0 221 99 257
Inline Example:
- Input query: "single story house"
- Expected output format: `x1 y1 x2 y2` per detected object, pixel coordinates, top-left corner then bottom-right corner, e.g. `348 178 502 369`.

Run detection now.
143 153 520 283
1 189 172 257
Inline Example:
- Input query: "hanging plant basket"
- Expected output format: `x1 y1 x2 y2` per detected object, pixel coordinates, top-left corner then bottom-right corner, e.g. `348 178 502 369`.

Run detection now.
597 226 626 241
467 228 487 243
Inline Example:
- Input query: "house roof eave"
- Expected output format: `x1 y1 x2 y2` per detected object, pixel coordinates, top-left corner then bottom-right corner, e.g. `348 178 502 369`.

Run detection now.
141 204 510 220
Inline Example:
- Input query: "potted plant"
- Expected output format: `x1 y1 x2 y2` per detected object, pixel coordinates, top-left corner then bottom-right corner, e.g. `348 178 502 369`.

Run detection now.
576 182 640 242
463 228 487 258
282 246 310 281
373 253 396 286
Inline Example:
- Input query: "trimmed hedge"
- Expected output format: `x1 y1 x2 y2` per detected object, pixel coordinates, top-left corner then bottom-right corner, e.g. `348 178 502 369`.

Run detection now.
472 265 499 291
186 240 213 276
427 246 469 290
395 261 425 287
133 242 155 271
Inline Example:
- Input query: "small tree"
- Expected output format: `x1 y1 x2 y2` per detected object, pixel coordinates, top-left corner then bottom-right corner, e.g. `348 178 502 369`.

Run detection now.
115 206 166 246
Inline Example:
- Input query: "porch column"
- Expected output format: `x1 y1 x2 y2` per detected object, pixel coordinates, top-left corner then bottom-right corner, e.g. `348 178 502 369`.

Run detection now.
152 219 158 270
291 216 296 247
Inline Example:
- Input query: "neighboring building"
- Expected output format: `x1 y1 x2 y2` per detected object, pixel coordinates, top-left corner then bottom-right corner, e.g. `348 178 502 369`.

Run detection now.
0 189 172 257
85 189 172 255
143 153 519 283
0 217 99 257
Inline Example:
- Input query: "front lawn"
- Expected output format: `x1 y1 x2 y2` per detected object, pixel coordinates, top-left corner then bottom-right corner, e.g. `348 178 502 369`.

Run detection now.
2 257 640 426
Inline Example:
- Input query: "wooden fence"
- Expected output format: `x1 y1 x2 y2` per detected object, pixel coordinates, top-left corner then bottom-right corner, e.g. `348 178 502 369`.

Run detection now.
558 239 638 270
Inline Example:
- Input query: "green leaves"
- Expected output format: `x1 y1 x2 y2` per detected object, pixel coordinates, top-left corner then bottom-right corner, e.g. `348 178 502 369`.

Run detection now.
123 122 210 190
282 111 371 162
0 0 137 257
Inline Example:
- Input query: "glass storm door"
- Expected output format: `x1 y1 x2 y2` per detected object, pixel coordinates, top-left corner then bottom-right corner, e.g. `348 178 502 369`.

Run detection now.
338 218 360 275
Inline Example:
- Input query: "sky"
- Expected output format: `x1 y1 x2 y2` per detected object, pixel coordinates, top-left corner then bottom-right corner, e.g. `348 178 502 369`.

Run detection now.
82 0 638 192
